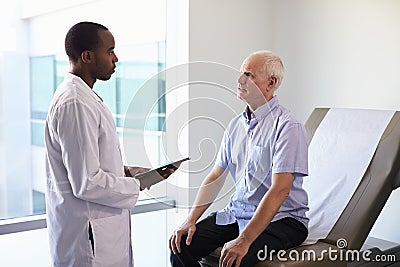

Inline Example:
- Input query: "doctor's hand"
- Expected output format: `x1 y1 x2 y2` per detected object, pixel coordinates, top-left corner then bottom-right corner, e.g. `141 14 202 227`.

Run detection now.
124 166 150 177
156 165 177 179
169 219 197 254
219 236 250 267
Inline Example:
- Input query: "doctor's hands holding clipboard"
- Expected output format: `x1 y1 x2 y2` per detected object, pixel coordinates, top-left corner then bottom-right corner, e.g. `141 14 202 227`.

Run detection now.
124 157 190 190
124 166 150 177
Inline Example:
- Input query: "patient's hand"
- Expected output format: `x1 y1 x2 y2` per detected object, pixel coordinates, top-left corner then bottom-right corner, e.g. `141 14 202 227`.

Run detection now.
220 236 251 267
169 220 197 254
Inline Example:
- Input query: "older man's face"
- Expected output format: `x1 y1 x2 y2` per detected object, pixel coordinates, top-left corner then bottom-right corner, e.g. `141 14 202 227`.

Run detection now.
237 55 269 106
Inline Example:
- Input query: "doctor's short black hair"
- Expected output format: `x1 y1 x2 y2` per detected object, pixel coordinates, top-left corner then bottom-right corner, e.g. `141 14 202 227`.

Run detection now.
65 21 109 63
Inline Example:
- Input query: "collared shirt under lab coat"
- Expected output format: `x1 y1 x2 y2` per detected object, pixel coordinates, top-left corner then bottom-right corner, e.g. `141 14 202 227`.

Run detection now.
45 73 140 267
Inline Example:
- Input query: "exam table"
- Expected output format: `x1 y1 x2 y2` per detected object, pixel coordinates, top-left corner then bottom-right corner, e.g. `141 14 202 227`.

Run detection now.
200 108 400 267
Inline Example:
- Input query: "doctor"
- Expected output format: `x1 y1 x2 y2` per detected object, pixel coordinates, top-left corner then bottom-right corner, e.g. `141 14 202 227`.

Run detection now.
45 21 146 266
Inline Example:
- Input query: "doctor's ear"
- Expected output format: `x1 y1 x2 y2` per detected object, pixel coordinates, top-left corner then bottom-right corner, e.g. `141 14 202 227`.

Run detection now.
81 51 93 63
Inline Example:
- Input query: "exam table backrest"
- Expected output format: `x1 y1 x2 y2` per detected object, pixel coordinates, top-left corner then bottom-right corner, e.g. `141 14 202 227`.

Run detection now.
305 108 400 250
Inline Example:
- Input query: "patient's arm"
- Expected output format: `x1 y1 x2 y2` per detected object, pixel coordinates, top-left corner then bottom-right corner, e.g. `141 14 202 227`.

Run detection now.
242 172 294 242
219 172 294 267
169 165 228 254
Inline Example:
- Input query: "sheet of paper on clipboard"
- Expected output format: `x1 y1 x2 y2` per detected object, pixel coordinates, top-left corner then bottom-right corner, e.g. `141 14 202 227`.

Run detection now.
135 157 190 190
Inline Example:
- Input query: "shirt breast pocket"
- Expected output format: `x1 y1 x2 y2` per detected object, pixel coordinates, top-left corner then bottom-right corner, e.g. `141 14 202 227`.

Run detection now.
247 145 272 191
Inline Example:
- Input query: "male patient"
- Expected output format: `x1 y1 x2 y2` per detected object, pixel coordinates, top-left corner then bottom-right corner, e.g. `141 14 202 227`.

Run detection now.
169 51 309 267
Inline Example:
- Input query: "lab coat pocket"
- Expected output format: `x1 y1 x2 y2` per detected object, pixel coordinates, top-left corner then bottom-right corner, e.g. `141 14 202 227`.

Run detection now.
247 145 271 191
90 214 130 266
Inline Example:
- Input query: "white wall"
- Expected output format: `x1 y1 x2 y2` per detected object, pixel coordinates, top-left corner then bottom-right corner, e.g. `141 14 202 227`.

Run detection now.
189 0 273 70
270 0 400 122
0 228 50 267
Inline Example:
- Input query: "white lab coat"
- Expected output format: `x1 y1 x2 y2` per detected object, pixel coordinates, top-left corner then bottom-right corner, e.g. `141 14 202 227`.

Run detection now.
45 73 140 267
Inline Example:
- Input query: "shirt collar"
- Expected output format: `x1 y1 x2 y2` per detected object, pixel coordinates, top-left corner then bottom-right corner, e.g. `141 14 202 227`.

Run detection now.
64 72 103 102
241 96 279 124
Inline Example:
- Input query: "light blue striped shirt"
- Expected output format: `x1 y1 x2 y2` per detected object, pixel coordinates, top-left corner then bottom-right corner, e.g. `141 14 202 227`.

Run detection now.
216 97 309 231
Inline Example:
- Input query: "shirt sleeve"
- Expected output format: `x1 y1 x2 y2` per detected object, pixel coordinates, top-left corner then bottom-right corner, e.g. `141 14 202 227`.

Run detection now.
215 130 231 169
56 99 139 209
272 121 309 176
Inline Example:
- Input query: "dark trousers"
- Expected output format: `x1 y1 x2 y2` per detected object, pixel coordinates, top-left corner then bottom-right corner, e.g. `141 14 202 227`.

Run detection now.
170 213 308 267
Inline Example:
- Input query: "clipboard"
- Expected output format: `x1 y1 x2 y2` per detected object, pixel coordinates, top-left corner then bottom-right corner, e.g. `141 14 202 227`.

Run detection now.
135 157 190 190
